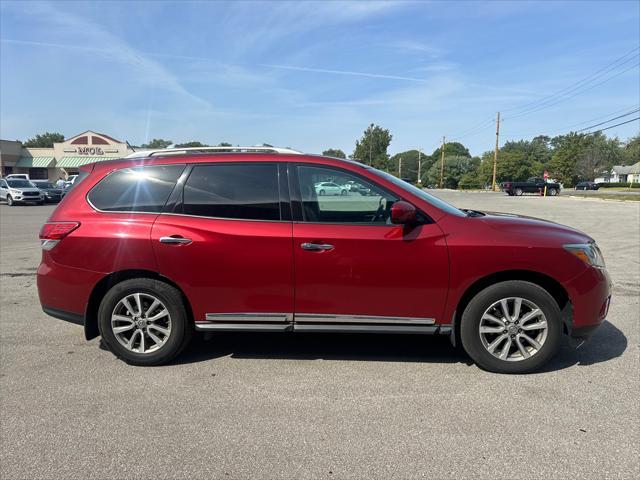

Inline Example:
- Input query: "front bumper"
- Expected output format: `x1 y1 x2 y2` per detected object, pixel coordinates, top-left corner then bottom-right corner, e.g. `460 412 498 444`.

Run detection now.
564 266 612 343
12 194 43 203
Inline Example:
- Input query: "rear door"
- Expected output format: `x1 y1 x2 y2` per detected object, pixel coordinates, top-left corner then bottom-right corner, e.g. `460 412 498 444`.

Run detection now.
151 162 294 328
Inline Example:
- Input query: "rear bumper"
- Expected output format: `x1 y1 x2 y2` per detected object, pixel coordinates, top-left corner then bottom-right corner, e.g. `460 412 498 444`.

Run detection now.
42 305 84 326
37 253 103 320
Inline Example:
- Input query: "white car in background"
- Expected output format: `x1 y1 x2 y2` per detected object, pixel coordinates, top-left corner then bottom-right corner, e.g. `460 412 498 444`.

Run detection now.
315 182 348 196
0 178 45 206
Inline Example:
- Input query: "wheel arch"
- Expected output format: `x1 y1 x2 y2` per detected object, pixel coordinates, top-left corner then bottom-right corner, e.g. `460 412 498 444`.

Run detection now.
84 269 193 340
451 269 570 346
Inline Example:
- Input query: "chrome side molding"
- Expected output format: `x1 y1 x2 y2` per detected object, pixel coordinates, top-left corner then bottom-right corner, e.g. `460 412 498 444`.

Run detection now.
294 314 435 325
196 323 293 332
205 313 293 323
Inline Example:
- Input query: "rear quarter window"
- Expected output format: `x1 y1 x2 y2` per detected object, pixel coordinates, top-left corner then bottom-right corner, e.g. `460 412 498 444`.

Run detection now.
87 165 185 212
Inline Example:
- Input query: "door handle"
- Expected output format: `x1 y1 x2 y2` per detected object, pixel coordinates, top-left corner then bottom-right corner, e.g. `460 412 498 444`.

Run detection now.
301 242 334 251
159 236 192 245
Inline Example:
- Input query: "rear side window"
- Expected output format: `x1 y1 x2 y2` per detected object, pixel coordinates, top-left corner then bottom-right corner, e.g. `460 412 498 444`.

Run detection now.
88 165 185 212
182 164 280 220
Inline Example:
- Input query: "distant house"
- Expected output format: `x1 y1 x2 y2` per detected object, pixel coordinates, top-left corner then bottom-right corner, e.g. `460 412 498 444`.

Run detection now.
595 162 640 183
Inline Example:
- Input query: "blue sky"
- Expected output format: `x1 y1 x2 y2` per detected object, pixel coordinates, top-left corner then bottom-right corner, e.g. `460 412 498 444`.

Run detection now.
1 0 638 157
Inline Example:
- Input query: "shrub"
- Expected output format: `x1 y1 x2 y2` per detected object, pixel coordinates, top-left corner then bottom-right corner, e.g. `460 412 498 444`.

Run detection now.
597 182 640 188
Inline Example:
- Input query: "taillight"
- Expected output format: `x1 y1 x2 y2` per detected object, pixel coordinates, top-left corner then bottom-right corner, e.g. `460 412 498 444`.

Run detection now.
39 222 80 250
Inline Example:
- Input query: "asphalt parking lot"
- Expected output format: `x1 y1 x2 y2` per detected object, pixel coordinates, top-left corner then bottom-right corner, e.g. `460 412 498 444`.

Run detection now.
1 192 638 479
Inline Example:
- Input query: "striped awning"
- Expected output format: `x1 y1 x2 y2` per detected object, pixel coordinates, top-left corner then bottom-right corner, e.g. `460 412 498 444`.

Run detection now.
57 156 119 168
15 156 55 168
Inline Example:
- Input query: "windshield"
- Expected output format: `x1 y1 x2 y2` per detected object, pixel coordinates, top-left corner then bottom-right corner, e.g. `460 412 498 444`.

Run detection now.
370 169 466 217
35 182 56 189
7 179 35 188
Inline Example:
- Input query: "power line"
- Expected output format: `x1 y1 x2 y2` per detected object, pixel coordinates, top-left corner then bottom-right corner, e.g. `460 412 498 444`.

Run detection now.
575 108 640 132
584 117 639 135
558 105 640 130
449 118 494 141
504 61 639 120
502 46 639 114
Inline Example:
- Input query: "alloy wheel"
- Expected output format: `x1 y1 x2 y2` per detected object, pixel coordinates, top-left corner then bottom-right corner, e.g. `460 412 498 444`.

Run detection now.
111 293 172 354
478 297 548 362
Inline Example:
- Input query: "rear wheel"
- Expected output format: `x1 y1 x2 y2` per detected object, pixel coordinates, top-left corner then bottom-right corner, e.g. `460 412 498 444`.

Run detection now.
460 281 562 373
319 189 325 196
98 278 192 366
514 188 523 196
548 188 558 196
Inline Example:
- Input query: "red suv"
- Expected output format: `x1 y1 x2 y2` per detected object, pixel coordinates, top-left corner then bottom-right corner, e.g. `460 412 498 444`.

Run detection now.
37 147 611 373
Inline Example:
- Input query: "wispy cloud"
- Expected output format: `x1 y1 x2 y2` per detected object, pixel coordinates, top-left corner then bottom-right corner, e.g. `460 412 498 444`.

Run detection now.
6 2 211 109
258 63 429 82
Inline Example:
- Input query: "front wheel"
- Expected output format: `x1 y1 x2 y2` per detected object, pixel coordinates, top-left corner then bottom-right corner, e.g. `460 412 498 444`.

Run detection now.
98 278 192 366
548 188 558 196
341 189 348 196
460 281 562 373
6 195 14 206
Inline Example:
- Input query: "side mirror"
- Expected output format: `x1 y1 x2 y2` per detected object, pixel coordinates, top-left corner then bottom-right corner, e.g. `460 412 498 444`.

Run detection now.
391 200 418 225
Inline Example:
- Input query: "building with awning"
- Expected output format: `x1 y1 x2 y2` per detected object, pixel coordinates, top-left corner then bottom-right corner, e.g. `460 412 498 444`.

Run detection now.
1 130 133 180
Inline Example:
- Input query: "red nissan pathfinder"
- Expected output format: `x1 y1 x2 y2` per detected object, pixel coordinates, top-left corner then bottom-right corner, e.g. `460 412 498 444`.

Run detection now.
37 147 611 373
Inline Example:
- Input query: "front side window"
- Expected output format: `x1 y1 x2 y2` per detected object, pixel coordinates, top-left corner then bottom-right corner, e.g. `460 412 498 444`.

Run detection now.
297 165 398 224
182 163 280 221
88 164 185 212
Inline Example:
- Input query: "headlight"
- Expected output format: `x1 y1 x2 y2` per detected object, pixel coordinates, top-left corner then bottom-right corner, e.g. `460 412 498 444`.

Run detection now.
9 188 21 194
564 243 606 269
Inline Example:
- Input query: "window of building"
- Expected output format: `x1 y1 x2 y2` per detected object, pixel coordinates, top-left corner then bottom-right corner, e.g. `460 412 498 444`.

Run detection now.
28 168 48 180
87 165 185 212
70 136 88 145
91 136 109 145
296 165 398 224
182 164 280 220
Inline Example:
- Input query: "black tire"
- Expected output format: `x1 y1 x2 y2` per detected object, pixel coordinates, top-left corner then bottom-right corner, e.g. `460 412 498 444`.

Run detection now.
98 278 193 366
514 188 523 196
6 195 14 206
341 189 348 196
460 281 562 374
548 188 558 196
37 201 44 206
319 189 325 196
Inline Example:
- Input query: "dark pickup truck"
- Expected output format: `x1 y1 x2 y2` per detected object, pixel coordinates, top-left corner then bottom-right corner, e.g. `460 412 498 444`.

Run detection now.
501 177 561 196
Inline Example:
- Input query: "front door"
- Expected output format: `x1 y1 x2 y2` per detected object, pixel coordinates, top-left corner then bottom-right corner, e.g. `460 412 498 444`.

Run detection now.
151 162 294 328
291 165 449 330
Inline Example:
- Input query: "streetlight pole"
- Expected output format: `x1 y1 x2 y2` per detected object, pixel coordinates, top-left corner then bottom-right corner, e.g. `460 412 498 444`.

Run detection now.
398 157 402 178
417 149 422 184
439 136 445 189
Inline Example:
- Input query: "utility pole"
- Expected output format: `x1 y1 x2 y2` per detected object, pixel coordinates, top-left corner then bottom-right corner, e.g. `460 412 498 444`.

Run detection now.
398 157 403 178
492 112 501 191
417 149 422 184
439 136 445 188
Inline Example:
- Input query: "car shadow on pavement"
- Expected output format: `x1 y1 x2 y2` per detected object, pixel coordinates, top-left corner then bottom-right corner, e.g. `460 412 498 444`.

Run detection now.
171 320 626 371
173 332 472 365
538 320 627 373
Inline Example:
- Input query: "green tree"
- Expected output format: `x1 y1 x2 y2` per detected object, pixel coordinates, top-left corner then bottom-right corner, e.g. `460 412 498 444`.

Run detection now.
389 150 433 183
218 142 233 147
352 123 392 169
426 155 478 189
430 141 471 163
141 138 173 149
175 141 209 148
621 135 640 165
23 132 65 147
322 148 347 159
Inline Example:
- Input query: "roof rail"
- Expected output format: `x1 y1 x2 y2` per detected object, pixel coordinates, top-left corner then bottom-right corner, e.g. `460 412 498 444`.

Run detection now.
125 146 303 159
